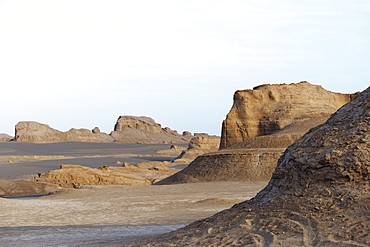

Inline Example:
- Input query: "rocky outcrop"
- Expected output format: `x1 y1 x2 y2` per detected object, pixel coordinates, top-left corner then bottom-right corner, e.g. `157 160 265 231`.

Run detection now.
110 116 192 144
13 116 193 144
173 136 221 164
220 81 357 149
0 179 61 197
30 162 178 188
0 133 12 142
158 83 358 184
129 86 370 246
13 122 114 143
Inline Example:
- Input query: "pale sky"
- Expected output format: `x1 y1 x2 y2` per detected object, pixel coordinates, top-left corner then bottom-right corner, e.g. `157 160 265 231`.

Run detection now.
1 0 369 136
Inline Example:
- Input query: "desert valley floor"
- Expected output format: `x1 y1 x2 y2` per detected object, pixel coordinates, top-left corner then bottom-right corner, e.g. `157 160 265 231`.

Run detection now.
0 142 267 246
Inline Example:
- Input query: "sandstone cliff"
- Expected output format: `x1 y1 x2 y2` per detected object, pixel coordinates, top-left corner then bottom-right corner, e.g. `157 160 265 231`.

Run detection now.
158 82 357 184
129 86 370 246
220 81 357 149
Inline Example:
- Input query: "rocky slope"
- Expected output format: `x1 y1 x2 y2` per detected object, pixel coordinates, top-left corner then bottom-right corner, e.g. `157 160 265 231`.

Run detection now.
158 82 357 184
129 86 370 246
13 116 192 144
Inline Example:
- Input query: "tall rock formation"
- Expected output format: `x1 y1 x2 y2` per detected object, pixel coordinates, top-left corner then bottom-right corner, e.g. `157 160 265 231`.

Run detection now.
129 86 370 246
158 82 358 184
220 81 357 149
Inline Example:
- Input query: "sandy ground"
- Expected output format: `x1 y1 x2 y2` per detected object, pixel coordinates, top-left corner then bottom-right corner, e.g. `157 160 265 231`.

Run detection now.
0 182 267 246
0 142 267 246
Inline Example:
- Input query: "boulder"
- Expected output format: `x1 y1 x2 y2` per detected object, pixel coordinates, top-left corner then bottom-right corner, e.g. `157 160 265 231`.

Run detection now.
129 86 370 246
158 82 358 184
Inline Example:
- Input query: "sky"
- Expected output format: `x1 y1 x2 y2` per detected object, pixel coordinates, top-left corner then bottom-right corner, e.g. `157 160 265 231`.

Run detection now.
0 0 369 136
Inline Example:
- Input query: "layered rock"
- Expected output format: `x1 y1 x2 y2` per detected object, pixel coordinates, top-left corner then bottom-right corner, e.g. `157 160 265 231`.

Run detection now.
0 179 61 197
129 86 370 246
220 81 357 149
159 82 357 184
0 133 12 142
14 122 114 143
30 162 178 188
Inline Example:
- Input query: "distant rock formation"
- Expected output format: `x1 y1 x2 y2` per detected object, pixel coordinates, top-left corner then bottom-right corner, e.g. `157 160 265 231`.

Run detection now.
158 82 358 184
129 86 370 246
13 116 193 144
173 136 221 164
0 133 12 142
13 121 114 143
30 162 178 188
110 116 192 144
220 81 357 149
0 179 61 197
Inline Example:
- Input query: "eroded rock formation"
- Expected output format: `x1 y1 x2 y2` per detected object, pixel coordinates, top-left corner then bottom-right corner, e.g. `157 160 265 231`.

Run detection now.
13 116 193 144
220 81 357 149
129 86 370 246
159 82 358 184
13 122 114 143
173 136 221 164
30 162 178 188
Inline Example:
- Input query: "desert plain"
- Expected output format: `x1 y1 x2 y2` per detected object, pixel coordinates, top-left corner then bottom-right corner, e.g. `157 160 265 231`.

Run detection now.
0 141 266 246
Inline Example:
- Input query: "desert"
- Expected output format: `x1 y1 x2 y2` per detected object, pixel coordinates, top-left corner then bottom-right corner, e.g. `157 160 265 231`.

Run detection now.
1 82 369 246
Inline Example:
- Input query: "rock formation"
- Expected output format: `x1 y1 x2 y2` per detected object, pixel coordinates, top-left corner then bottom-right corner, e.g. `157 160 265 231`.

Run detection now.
0 133 12 142
220 81 357 149
13 121 114 143
30 162 178 188
110 116 192 144
158 82 358 184
173 136 221 164
0 179 61 197
13 116 193 144
129 86 370 246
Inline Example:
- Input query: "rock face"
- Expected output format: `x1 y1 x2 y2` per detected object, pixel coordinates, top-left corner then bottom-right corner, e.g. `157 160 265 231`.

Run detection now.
0 133 12 142
0 179 61 197
31 162 178 188
129 86 370 246
158 83 357 184
220 81 357 149
110 116 192 144
13 116 192 144
14 122 114 143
